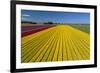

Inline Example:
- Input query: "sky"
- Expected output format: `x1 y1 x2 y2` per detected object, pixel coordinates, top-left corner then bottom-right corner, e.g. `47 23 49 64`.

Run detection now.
21 10 90 24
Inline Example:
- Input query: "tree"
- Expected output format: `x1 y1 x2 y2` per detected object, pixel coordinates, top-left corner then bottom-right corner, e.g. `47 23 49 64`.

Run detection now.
32 22 37 24
48 22 53 24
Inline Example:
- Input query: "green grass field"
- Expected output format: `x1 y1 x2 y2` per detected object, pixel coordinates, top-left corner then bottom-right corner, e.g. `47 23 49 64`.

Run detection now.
69 24 90 34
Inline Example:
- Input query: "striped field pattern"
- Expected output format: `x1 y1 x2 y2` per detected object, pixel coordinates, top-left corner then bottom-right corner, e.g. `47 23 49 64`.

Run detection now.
21 25 90 63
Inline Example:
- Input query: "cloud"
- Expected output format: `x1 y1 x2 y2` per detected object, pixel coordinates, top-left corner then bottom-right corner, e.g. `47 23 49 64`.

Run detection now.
22 14 30 17
21 17 28 20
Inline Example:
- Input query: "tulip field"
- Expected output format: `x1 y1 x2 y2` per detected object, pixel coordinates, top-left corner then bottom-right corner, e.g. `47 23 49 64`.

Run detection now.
21 24 90 63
